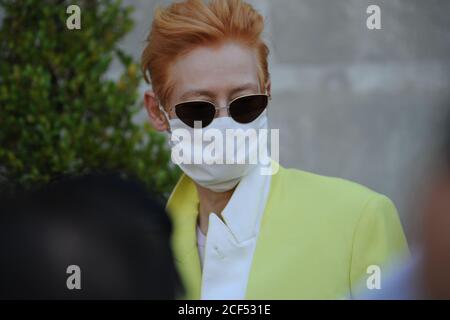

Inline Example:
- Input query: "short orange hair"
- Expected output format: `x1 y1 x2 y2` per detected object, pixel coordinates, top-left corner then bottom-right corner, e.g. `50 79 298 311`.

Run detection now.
141 0 270 106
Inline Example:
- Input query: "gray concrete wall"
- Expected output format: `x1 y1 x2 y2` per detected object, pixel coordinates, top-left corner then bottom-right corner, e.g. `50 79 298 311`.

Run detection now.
121 0 450 241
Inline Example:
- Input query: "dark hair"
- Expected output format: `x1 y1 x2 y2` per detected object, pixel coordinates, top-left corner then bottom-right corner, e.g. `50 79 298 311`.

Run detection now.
0 174 181 299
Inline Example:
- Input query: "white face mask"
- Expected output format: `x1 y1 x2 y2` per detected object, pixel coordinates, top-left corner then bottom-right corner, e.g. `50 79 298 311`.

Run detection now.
166 111 269 192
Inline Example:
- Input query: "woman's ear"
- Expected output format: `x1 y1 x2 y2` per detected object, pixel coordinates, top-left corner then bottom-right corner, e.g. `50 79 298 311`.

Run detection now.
144 90 169 132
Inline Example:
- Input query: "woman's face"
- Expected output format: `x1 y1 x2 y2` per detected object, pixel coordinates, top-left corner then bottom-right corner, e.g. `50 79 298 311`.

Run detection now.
166 41 263 119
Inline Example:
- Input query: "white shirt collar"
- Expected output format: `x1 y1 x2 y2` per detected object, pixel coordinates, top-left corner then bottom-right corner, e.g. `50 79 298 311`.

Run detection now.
214 164 271 244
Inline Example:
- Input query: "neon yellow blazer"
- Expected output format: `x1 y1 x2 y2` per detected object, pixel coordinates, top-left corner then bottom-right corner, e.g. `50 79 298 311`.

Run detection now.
167 164 409 299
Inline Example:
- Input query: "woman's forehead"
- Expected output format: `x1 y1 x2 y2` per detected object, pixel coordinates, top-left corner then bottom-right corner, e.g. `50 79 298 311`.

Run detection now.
168 42 260 97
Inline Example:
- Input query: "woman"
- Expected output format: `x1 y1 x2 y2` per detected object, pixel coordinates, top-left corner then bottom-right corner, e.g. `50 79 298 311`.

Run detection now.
141 0 409 299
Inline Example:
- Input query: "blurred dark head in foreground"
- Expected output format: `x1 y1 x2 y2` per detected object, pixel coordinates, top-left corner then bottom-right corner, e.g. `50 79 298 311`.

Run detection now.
422 109 450 299
0 174 181 299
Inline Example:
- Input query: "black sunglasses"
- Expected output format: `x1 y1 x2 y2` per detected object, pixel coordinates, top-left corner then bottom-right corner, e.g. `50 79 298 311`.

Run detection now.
170 93 269 128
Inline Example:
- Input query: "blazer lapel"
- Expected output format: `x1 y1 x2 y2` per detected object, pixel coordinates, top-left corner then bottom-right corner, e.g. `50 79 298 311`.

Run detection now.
167 174 202 299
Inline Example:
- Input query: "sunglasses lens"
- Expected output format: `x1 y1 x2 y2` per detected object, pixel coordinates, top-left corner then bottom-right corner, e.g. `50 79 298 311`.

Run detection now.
229 95 268 124
175 101 215 128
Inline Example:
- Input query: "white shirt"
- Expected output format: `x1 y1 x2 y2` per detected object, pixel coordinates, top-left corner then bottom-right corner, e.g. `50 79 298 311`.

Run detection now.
197 165 271 300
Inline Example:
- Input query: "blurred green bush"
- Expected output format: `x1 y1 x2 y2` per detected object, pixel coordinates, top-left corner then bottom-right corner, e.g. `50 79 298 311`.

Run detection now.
0 0 180 198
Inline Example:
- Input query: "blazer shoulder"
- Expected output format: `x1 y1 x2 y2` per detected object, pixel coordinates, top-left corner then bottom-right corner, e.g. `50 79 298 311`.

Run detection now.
279 166 380 199
273 166 394 221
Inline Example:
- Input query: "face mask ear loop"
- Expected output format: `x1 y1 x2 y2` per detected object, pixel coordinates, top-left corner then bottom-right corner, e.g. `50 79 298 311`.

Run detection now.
159 105 172 135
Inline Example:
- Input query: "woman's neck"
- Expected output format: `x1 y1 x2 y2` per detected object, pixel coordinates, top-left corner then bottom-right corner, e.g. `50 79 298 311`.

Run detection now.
196 184 235 235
